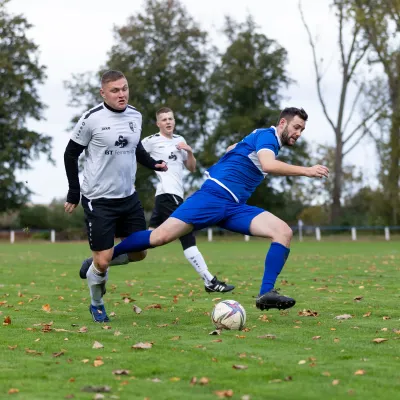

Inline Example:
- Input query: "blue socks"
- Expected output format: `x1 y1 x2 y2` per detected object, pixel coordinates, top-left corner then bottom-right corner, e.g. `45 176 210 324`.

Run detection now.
259 242 290 295
112 230 152 259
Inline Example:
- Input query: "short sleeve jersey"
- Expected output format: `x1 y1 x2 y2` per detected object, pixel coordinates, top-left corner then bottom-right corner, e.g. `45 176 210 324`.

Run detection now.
70 102 142 200
141 133 188 199
206 127 281 203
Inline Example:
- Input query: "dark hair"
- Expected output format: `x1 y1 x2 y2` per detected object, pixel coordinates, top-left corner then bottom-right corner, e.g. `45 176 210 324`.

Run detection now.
278 107 308 123
101 70 126 85
156 107 173 119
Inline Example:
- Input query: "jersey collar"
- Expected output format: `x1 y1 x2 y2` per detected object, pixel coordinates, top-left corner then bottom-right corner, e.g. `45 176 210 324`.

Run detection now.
271 126 282 148
103 102 126 113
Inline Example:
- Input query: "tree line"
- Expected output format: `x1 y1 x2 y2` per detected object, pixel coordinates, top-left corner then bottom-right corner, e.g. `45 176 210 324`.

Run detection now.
0 0 398 228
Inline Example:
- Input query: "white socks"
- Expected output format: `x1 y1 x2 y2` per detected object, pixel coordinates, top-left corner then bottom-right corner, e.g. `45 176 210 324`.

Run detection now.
183 246 214 285
87 263 108 306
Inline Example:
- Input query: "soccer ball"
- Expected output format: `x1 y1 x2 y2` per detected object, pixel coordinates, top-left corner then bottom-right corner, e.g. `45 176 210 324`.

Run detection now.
211 300 246 330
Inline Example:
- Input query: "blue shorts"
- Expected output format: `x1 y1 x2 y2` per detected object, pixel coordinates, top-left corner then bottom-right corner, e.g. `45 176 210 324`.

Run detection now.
170 180 265 235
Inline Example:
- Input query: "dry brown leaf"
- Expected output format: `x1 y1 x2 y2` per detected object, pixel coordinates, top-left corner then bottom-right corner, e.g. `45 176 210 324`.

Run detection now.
25 348 42 356
92 341 104 349
334 314 352 320
114 330 121 336
151 378 162 383
322 371 331 377
298 309 318 317
199 377 210 385
214 390 234 398
298 360 306 365
113 369 130 375
170 336 181 341
334 338 340 343
110 312 116 317
236 335 246 339
354 296 363 302
212 298 222 302
132 342 153 349
54 328 69 332
133 305 142 314
78 326 88 333
233 365 248 370
170 377 180 382
257 334 276 339
144 304 161 310
354 369 366 375
312 336 321 340
8 345 17 350
41 324 52 333
212 339 223 343
269 379 282 383
383 316 391 320
157 324 168 328
393 329 400 335
332 379 340 386
8 388 19 394
93 359 104 367
190 377 197 385
363 312 371 318
81 359 90 363
93 394 105 400
3 316 11 325
102 325 112 330
42 304 51 313
372 338 388 344
81 385 111 393
52 351 64 357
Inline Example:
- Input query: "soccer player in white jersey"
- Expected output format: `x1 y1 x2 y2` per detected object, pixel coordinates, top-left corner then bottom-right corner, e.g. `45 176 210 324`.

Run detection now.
64 70 167 323
108 107 330 311
141 107 234 292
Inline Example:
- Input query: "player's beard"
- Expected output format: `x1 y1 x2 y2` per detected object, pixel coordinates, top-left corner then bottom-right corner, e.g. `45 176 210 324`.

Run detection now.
281 126 291 146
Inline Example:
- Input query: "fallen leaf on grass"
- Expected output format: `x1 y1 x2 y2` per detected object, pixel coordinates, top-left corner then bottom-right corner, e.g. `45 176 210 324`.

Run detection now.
335 314 352 320
78 326 88 333
212 339 222 343
93 359 104 367
8 345 17 350
132 342 153 349
3 316 11 325
233 365 248 370
332 379 340 386
383 316 391 320
53 351 64 357
322 371 331 377
92 341 104 349
212 298 222 302
236 335 246 339
353 296 363 302
157 324 168 328
25 348 42 356
257 334 276 339
102 325 112 330
198 377 210 385
214 389 234 398
209 329 222 335
151 378 162 383
268 379 282 383
113 369 130 375
170 336 181 341
144 304 161 310
8 388 19 394
114 331 121 336
298 309 318 317
81 359 90 363
363 312 371 318
170 377 180 382
133 305 142 314
354 369 366 375
81 385 111 393
42 304 51 313
93 394 105 400
312 336 321 340
54 328 69 332
64 395 74 399
298 360 306 365
372 338 388 344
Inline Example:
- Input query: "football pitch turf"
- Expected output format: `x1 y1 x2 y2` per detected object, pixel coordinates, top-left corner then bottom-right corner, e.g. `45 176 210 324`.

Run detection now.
0 239 399 400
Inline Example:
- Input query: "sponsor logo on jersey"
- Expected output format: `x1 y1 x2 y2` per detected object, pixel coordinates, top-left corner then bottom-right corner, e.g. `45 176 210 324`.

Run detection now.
102 126 111 131
129 121 137 132
168 151 177 161
115 135 128 148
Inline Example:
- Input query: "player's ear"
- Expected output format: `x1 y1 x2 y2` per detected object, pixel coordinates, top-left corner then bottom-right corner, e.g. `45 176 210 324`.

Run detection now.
100 88 105 99
279 118 287 128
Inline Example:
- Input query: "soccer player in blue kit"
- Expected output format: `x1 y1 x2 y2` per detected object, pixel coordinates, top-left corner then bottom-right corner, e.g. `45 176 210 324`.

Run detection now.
108 107 329 310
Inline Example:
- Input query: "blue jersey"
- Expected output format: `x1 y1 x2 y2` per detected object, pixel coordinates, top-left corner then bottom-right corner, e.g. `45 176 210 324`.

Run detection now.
205 127 281 203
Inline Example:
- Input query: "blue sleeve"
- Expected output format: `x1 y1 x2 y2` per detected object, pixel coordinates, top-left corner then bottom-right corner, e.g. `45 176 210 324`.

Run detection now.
255 130 279 156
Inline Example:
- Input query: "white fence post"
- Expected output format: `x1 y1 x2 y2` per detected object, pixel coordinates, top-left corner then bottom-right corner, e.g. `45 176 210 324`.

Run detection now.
10 230 15 244
244 235 250 242
207 228 213 242
315 227 321 241
298 219 303 242
351 227 357 241
384 227 390 241
50 230 56 243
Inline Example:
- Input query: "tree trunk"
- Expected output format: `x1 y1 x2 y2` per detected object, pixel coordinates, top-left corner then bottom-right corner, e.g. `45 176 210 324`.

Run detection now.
388 108 400 225
331 137 343 224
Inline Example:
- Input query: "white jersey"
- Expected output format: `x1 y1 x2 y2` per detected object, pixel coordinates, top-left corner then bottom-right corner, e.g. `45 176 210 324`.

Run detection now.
142 133 188 198
70 102 142 200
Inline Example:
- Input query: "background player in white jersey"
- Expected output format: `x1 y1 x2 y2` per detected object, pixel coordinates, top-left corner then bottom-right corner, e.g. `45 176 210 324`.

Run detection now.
64 70 167 323
108 107 330 311
141 107 233 292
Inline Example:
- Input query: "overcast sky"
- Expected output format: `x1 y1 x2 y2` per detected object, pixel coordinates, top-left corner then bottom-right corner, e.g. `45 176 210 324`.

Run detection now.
7 0 378 204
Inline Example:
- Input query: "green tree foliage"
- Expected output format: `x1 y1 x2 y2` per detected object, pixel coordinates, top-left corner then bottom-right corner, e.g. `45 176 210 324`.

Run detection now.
65 0 211 209
351 0 400 223
0 0 52 212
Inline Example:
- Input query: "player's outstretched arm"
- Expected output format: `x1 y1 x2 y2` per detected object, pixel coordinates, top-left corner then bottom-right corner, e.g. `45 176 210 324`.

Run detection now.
64 139 85 213
226 143 237 152
177 142 196 172
136 141 168 171
258 150 329 178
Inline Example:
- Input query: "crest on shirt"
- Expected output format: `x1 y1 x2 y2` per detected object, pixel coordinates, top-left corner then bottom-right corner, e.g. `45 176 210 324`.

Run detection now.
129 121 136 132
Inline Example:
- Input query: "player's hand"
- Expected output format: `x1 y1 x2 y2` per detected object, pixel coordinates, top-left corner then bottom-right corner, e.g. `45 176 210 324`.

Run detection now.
64 202 78 213
155 161 168 171
306 165 329 178
176 142 193 153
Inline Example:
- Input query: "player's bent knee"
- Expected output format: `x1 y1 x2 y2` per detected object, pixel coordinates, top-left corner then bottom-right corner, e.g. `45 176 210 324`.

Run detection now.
151 229 174 247
93 256 110 272
277 223 293 244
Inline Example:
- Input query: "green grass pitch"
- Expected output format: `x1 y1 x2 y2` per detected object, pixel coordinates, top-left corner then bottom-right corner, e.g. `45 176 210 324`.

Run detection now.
0 240 399 399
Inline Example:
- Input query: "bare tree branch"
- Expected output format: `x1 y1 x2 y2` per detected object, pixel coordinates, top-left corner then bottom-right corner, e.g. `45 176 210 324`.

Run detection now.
343 101 388 145
299 1 336 132
343 82 364 133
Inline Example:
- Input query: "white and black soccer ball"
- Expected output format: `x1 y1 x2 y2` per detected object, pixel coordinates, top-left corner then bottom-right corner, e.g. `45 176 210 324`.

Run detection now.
211 300 246 330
